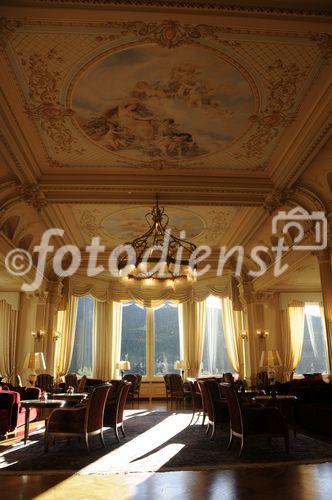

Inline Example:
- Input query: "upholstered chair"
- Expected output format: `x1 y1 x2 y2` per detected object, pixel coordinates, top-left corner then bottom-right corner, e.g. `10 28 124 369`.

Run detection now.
163 374 172 407
123 374 137 407
167 373 192 409
44 384 110 453
220 383 289 456
103 380 131 442
198 380 228 439
187 380 203 425
133 374 142 406
36 374 54 392
77 375 87 393
65 373 78 390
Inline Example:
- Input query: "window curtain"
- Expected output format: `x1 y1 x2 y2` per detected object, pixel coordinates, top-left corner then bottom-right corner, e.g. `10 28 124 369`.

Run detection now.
179 301 206 377
282 301 305 380
55 295 78 377
0 300 18 383
93 300 122 380
221 296 240 373
205 305 218 373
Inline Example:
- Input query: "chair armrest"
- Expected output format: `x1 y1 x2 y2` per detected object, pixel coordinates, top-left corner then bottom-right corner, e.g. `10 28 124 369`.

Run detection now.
46 405 86 433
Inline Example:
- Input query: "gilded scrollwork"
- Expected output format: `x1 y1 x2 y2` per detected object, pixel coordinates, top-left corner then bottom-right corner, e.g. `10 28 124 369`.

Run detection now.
20 49 81 154
237 59 309 159
0 17 22 49
17 183 47 211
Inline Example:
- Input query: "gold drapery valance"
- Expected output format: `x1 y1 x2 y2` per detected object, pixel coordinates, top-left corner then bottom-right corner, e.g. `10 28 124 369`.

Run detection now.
65 274 233 307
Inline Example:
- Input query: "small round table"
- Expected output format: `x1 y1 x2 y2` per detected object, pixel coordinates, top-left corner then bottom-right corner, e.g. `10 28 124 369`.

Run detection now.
253 395 298 437
21 399 66 444
51 393 88 405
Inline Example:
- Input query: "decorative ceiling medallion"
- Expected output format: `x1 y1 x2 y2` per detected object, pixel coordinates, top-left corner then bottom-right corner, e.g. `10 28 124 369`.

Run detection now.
70 44 255 162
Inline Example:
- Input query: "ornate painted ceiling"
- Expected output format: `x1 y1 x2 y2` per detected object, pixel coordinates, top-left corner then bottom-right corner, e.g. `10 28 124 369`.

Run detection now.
1 9 330 177
0 0 331 291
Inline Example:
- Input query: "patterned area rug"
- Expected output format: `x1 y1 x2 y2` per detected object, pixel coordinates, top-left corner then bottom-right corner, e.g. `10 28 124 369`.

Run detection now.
1 410 332 474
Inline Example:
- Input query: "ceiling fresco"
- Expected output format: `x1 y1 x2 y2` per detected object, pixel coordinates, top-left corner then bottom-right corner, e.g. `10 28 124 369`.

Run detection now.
3 17 326 173
59 203 240 247
71 45 255 162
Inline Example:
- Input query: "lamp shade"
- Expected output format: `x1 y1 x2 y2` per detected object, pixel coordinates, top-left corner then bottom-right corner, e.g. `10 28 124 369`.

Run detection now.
116 360 131 371
259 349 282 368
175 360 187 370
23 352 46 371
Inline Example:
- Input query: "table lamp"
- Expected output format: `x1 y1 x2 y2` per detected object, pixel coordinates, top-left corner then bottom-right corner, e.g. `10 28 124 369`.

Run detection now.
116 360 131 378
23 352 46 386
259 349 282 383
175 360 188 380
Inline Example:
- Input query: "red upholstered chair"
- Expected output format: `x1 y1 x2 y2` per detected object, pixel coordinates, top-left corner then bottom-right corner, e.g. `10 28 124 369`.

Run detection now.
44 384 110 453
0 387 41 437
103 380 131 442
220 383 289 456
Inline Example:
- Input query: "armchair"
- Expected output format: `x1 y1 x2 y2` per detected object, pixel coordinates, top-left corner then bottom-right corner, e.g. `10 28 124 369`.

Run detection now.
221 383 289 456
36 374 54 392
103 380 131 442
167 374 191 409
65 373 78 390
198 380 229 440
44 384 110 453
0 386 41 437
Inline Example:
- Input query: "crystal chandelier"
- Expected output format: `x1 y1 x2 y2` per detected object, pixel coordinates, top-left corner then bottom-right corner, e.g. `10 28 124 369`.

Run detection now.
118 198 197 286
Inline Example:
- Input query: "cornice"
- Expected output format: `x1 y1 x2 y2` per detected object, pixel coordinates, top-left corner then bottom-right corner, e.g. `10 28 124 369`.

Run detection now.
3 0 331 18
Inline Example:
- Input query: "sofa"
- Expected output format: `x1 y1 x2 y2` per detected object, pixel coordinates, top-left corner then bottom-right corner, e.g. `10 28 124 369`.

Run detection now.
275 376 332 435
0 386 41 437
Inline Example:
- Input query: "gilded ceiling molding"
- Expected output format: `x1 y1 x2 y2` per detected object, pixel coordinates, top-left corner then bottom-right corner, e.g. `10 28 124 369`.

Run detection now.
21 49 80 154
0 130 30 182
11 0 331 17
276 121 332 189
17 183 47 211
0 17 22 50
263 188 294 214
236 59 307 160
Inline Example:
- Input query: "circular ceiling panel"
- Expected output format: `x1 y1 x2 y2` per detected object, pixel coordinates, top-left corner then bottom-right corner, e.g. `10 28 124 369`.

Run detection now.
102 206 205 242
71 44 255 162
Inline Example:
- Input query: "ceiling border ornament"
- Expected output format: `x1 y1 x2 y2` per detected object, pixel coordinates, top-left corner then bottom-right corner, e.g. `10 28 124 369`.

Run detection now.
236 59 308 160
8 1 330 17
20 49 81 154
0 17 22 50
17 183 47 211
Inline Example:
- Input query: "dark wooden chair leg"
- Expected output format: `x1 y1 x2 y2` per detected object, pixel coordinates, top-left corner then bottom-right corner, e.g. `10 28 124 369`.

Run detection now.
227 432 233 450
100 431 106 448
239 436 246 457
85 434 90 453
120 425 125 437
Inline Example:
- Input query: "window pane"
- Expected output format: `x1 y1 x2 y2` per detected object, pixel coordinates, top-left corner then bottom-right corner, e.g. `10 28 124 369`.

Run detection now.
201 296 232 375
295 304 328 374
69 296 93 376
121 303 147 376
154 302 180 376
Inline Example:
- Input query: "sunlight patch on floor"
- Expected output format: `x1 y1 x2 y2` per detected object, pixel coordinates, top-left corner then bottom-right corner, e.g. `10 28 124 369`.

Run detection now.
81 411 191 474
